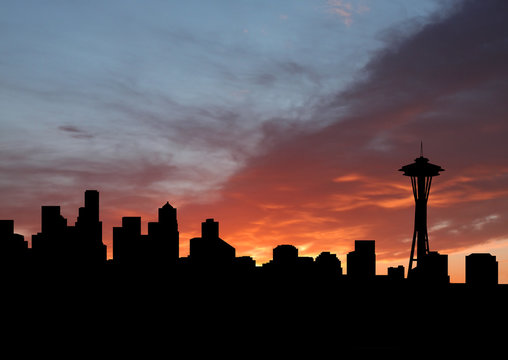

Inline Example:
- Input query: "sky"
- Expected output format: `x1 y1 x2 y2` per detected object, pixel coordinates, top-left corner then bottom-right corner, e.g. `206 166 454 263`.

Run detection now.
2 0 508 283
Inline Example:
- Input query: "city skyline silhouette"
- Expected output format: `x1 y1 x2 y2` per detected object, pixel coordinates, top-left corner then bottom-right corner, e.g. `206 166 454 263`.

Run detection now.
0 150 504 291
3 1 508 286
0 153 504 286
2 153 508 351
3 0 508 352
2 191 508 351
1 195 504 286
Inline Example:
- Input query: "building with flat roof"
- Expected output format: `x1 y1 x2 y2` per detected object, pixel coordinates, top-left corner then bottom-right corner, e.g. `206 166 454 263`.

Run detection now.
466 253 498 286
0 219 30 266
347 240 376 280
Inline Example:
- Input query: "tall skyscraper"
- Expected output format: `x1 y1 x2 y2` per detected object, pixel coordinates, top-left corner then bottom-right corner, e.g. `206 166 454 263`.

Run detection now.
75 190 106 264
83 190 99 222
150 202 179 264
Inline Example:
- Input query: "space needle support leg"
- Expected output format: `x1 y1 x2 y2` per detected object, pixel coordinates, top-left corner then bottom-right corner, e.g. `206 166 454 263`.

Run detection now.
409 228 417 274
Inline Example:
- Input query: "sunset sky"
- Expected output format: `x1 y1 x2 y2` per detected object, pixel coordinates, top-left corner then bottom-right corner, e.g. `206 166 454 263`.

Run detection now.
2 0 508 283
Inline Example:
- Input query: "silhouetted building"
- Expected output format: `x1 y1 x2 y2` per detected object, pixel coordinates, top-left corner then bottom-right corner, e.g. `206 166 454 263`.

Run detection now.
148 202 180 265
113 217 142 265
273 245 299 266
74 190 107 264
0 220 14 238
387 265 405 280
466 253 498 286
31 191 107 266
347 240 376 280
315 251 342 276
411 251 449 284
202 217 219 239
399 146 444 278
0 220 30 266
262 244 316 280
41 206 68 235
189 218 235 266
113 201 180 267
233 256 256 270
32 206 68 265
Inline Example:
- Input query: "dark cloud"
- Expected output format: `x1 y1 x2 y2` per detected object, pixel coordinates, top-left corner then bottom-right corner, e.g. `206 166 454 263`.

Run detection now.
58 125 82 133
339 0 508 113
58 125 94 139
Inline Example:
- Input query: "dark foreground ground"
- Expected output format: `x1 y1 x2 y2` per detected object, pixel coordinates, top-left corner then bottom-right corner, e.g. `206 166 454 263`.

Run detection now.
3 265 507 356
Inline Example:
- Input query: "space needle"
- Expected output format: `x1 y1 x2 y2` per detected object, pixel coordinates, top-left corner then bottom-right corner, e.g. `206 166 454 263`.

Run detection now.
399 144 445 279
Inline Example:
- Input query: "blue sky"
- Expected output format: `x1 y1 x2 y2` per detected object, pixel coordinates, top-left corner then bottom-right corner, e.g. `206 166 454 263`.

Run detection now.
1 1 445 206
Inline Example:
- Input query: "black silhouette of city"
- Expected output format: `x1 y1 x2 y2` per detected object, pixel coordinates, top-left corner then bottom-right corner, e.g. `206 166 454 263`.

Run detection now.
2 153 508 350
3 190 501 286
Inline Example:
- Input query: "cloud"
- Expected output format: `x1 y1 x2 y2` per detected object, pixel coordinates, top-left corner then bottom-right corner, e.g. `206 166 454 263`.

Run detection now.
177 0 508 270
326 0 370 26
471 214 500 231
58 125 82 133
58 125 94 139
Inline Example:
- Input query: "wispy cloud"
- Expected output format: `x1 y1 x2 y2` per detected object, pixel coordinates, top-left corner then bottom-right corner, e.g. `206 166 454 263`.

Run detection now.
326 0 370 26
58 125 94 139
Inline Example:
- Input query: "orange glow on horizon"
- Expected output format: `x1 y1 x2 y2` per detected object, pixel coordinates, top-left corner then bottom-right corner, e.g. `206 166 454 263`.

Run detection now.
76 160 508 286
